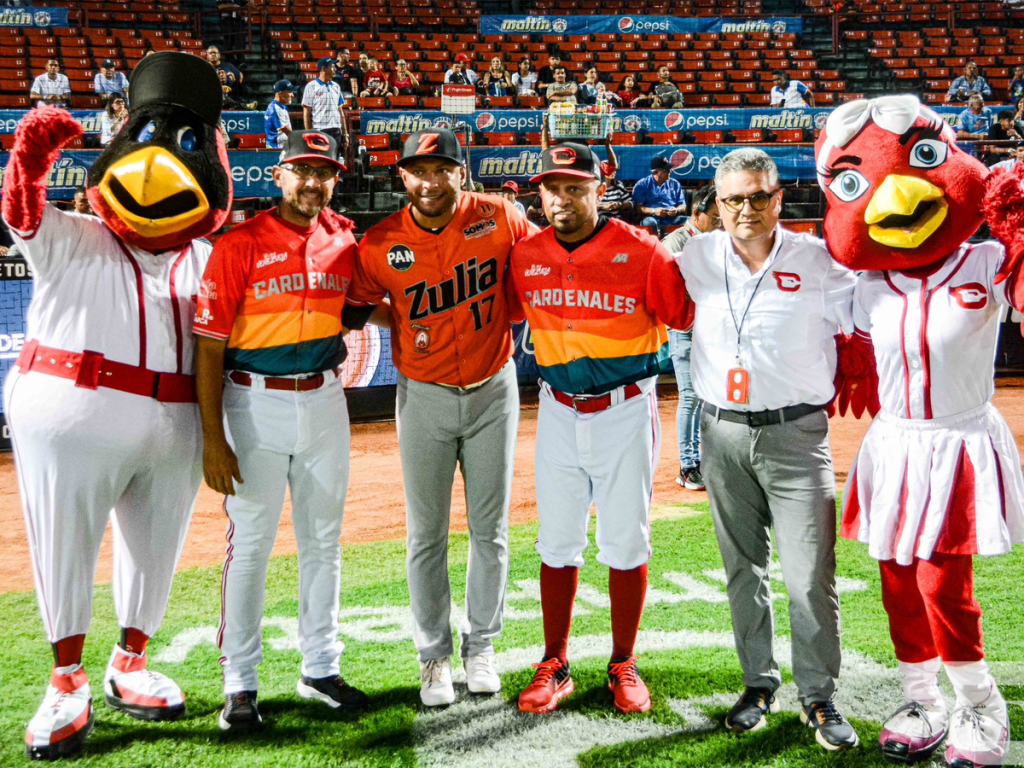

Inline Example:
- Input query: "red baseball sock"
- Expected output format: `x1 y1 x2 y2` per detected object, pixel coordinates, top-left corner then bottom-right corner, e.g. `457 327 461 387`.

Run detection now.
52 634 86 669
609 564 648 660
119 627 149 656
541 563 578 663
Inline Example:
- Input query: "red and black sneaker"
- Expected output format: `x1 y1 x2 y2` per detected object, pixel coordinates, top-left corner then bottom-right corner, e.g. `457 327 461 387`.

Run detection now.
518 658 574 714
607 656 651 714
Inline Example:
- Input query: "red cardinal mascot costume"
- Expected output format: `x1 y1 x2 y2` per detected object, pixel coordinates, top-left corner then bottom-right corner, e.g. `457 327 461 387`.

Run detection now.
816 95 1024 768
3 52 232 760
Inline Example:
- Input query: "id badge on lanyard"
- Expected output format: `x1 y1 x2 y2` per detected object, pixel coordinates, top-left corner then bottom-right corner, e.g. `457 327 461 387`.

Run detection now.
724 253 769 405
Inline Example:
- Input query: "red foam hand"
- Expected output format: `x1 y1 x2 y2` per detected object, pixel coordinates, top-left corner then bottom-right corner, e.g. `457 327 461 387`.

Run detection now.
982 161 1024 285
833 333 880 419
2 107 84 235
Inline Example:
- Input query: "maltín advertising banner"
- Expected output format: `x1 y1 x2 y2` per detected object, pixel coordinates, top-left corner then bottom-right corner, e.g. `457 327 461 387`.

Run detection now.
0 6 69 28
478 15 803 36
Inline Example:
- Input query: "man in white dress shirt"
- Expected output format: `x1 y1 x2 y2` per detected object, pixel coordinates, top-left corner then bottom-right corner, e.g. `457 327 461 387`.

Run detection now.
676 148 858 752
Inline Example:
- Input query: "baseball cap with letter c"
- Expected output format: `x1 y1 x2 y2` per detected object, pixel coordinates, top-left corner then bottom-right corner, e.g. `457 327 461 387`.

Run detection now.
531 142 602 183
280 129 347 172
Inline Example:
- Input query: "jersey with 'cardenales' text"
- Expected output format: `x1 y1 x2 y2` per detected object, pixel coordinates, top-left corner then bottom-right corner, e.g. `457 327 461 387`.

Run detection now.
349 192 531 387
193 209 357 376
509 217 692 396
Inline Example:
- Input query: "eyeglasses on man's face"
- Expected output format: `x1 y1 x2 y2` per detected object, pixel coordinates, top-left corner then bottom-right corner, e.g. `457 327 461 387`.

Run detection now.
719 189 779 213
280 163 337 182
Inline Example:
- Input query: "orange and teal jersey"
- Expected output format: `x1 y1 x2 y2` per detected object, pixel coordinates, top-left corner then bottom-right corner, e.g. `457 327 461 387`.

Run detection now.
509 217 692 395
193 208 357 376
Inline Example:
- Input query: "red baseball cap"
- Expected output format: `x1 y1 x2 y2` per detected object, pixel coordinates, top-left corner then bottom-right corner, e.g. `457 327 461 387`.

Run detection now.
501 180 519 194
454 53 471 63
599 161 615 177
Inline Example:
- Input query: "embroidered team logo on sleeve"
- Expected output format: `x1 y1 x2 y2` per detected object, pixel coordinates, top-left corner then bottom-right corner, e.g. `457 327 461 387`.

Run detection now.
949 282 988 309
772 272 801 292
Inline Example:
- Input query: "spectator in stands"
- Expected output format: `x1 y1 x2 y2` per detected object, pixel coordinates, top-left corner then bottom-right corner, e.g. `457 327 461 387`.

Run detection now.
264 79 294 151
360 56 394 98
512 58 538 97
957 92 994 139
390 59 420 96
30 59 71 109
99 92 128 147
1014 96 1024 138
545 66 577 104
501 180 526 217
72 186 93 216
617 75 652 108
302 56 350 161
993 140 1024 172
1008 65 1024 104
93 59 129 101
577 67 599 105
770 69 814 108
482 57 513 98
596 80 622 106
207 45 243 90
650 65 683 108
354 52 370 95
445 53 479 86
947 60 992 102
217 67 248 110
633 156 686 232
596 137 632 221
335 48 360 99
537 52 569 92
984 109 1021 165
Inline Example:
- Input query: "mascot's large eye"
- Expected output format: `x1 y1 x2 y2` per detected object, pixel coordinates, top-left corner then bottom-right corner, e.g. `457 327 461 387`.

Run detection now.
909 139 948 169
828 169 870 202
136 121 157 143
177 127 196 152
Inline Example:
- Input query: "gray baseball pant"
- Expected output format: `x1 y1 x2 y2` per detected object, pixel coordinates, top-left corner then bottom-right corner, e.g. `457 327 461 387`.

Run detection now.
396 360 519 662
699 407 842 706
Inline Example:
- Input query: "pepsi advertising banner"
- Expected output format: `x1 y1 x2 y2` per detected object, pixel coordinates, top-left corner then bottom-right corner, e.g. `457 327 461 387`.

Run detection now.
0 6 69 27
360 105 986 138
0 110 264 137
470 144 818 182
478 15 803 36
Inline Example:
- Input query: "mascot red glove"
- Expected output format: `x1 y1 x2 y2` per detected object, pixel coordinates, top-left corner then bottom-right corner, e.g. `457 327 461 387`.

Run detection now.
5 53 232 760
816 95 1024 767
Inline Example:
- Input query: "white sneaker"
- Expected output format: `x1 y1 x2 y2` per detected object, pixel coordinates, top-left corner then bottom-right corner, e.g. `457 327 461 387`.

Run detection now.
465 655 501 694
879 701 948 762
104 644 185 721
419 657 455 707
946 688 1009 767
25 666 94 760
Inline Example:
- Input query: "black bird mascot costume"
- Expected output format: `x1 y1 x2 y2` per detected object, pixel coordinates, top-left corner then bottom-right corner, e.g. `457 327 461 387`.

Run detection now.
2 52 231 760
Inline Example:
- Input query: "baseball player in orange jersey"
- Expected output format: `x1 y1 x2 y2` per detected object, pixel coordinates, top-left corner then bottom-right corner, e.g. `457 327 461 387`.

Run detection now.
508 144 693 715
345 129 531 706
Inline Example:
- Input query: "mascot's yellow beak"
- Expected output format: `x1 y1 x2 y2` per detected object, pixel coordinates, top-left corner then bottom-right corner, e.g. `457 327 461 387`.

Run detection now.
97 146 210 240
864 174 948 249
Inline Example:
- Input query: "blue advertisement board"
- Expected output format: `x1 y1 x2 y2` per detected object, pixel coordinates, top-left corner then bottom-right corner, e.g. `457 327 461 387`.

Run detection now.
478 15 803 36
0 6 69 28
0 110 265 137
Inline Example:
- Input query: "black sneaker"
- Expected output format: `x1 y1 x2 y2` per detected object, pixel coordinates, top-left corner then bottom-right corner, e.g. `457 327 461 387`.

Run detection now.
725 686 781 732
297 675 369 712
801 700 860 751
219 690 263 732
681 466 706 491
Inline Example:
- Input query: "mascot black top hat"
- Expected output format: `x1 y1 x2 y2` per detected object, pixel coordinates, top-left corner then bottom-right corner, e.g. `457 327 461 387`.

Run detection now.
86 51 233 251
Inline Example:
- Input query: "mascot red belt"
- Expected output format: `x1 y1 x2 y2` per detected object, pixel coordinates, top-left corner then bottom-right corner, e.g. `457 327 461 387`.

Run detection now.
2 53 231 760
816 95 1024 767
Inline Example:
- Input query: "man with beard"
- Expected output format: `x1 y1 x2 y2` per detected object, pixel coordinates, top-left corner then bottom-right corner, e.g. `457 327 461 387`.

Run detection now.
507 143 692 715
345 128 530 707
195 130 369 731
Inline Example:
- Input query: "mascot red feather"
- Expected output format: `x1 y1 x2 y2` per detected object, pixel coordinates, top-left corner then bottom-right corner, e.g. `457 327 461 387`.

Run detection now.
3 53 231 760
816 95 1024 768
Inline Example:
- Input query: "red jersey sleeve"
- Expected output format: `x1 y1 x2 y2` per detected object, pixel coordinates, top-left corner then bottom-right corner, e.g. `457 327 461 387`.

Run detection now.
645 240 694 331
348 235 389 306
505 258 525 324
193 234 251 341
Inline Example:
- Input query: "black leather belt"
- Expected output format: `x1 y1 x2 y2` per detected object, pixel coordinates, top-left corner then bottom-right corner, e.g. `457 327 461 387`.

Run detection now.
704 402 824 428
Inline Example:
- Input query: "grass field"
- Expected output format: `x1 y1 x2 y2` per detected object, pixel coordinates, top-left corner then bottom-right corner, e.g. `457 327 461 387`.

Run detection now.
2 503 1022 767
